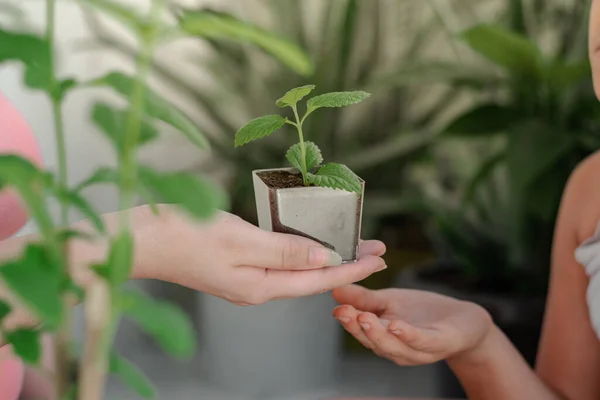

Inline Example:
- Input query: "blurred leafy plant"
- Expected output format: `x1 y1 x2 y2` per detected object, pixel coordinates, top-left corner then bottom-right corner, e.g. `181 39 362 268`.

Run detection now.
0 0 321 398
414 0 596 295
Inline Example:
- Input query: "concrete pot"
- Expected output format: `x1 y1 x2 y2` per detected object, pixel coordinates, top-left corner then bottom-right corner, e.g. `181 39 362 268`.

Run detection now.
252 167 364 262
198 293 342 397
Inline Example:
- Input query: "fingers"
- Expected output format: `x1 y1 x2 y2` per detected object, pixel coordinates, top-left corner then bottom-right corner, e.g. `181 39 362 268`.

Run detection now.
265 255 386 298
358 240 386 258
357 312 428 364
388 319 442 353
332 284 388 315
333 305 374 349
238 229 343 270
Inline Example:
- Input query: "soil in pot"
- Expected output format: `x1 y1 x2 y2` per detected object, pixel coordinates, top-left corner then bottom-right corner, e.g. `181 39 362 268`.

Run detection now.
257 170 306 188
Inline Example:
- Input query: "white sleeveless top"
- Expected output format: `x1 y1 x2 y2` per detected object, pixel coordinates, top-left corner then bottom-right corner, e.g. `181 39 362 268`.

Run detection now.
575 224 600 338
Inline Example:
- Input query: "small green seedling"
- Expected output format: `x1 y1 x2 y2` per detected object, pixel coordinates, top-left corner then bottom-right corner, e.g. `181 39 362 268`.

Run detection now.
234 85 370 194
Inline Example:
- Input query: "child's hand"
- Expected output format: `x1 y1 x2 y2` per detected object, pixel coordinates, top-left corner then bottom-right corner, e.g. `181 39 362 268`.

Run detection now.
332 285 493 365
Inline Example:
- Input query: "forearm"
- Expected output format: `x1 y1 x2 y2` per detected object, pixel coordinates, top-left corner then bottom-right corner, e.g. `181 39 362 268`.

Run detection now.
448 326 562 400
0 205 157 339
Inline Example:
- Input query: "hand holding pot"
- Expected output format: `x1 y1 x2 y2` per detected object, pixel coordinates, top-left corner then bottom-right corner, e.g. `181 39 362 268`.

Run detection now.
332 285 493 365
140 207 387 305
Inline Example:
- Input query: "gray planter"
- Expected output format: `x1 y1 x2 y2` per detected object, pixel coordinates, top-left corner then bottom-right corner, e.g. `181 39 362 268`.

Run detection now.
197 293 342 397
253 167 364 262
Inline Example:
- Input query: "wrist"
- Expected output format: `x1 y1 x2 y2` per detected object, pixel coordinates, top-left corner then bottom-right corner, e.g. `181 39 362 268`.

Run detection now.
129 204 168 280
447 322 505 372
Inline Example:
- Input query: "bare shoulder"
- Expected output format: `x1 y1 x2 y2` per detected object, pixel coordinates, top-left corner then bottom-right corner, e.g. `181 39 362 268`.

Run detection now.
562 151 600 243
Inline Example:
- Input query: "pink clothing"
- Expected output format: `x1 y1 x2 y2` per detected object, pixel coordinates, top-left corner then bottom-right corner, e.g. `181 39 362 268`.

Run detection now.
0 92 43 400
0 351 24 400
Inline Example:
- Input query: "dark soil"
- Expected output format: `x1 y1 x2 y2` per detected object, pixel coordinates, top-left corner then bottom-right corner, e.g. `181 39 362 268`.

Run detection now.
257 170 307 189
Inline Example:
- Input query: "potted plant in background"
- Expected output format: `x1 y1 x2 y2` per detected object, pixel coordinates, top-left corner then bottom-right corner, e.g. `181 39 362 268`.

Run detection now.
199 85 371 397
396 0 596 395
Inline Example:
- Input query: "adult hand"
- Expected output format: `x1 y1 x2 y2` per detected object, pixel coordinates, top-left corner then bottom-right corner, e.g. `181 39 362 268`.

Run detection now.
137 207 387 306
332 285 492 365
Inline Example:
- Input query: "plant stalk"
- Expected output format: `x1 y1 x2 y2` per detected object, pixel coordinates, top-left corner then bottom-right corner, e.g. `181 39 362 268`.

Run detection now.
79 1 165 398
46 0 72 396
292 106 309 186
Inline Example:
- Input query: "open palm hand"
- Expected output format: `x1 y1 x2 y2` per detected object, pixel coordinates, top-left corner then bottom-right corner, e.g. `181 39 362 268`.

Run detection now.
332 285 493 365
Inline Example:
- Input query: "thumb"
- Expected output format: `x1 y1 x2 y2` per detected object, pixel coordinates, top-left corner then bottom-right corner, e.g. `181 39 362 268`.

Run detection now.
332 284 387 314
240 229 343 270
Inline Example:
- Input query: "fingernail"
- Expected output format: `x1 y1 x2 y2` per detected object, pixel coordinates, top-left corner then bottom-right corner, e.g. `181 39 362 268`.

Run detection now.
390 329 402 336
359 322 371 331
310 247 342 267
375 264 388 272
336 316 351 324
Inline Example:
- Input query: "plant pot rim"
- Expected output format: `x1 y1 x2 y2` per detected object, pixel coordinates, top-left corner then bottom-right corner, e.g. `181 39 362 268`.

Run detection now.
252 167 365 193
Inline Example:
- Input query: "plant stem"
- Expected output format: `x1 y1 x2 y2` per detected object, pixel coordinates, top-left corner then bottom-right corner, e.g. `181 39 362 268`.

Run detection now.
292 105 309 186
79 1 165 398
46 0 71 397
52 100 68 226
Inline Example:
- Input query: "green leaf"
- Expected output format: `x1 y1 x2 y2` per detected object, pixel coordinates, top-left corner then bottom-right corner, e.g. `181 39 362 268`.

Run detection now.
0 29 52 91
56 229 95 243
179 9 314 77
92 102 159 151
91 72 210 150
62 279 85 303
444 104 519 137
234 114 286 147
276 85 315 108
308 163 362 194
0 155 53 237
76 168 119 191
0 245 62 328
139 167 227 220
107 232 134 286
370 62 494 90
120 291 196 358
0 300 11 321
0 155 42 187
54 189 105 233
91 264 110 281
507 122 569 191
76 167 160 215
110 351 156 399
461 151 506 205
507 121 576 191
285 142 323 172
547 58 591 89
525 161 570 222
5 329 41 365
79 0 147 35
55 78 78 101
460 24 542 75
306 91 370 114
